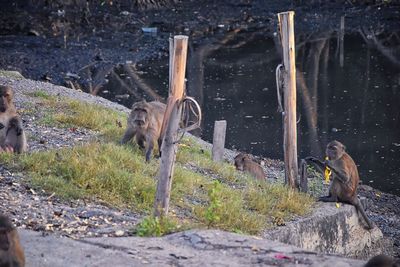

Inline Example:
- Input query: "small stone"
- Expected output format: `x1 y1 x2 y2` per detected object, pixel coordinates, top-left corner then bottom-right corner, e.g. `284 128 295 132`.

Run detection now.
115 230 124 237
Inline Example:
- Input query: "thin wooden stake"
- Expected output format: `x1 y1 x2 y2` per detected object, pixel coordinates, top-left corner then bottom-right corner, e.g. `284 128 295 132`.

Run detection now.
339 16 345 67
299 159 308 193
212 120 227 162
278 11 298 188
154 35 188 218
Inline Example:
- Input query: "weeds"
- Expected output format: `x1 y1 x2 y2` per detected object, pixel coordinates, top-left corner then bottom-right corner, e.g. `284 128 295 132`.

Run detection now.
204 181 222 227
26 90 54 100
135 216 181 237
0 70 24 79
26 92 126 142
306 165 327 197
4 143 158 210
53 100 126 141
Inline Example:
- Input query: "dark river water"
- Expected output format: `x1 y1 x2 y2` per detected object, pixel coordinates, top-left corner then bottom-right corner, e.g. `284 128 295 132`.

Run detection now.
101 31 400 196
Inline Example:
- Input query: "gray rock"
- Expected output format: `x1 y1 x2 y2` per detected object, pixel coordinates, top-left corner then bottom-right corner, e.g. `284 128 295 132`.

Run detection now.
20 229 366 267
264 202 384 259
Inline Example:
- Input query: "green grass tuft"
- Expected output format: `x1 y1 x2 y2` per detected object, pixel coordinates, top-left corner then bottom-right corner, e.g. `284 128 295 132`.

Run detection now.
135 216 183 237
0 70 24 79
26 93 127 142
53 100 126 141
7 143 157 210
26 90 55 100
194 180 265 234
176 137 240 184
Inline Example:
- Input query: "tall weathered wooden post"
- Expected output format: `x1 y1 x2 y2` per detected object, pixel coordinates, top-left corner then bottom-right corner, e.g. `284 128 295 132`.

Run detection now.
154 35 188 217
339 16 345 67
278 11 298 188
212 120 227 162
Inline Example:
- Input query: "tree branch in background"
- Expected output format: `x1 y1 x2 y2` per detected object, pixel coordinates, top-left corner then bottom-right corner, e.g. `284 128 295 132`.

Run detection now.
124 64 164 102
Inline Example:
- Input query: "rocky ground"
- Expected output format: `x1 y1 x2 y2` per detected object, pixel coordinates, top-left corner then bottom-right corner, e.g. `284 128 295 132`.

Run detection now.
359 185 400 257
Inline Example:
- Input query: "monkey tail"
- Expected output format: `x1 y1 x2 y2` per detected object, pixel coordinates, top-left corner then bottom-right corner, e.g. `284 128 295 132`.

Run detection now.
354 198 373 230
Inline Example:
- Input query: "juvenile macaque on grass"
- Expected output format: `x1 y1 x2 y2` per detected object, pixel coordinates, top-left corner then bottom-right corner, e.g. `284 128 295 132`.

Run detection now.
234 153 266 181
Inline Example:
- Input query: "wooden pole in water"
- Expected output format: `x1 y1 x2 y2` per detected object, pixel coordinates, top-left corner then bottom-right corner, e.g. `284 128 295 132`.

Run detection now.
339 16 345 67
278 11 298 188
212 120 227 162
154 35 188 218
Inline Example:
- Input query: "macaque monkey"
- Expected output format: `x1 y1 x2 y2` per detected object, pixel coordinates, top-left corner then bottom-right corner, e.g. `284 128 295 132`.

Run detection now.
305 140 373 229
121 100 166 162
0 215 25 267
234 153 266 181
4 116 27 154
365 254 400 267
0 86 27 153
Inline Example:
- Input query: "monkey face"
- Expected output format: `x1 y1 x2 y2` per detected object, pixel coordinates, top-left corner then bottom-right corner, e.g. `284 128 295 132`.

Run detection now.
234 153 247 171
132 102 150 128
7 117 23 136
0 228 10 251
326 140 345 160
0 215 12 251
0 86 13 113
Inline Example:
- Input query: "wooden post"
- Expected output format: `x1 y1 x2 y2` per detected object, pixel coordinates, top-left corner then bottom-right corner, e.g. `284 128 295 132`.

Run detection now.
169 37 173 91
160 37 177 138
299 159 308 193
339 16 345 67
278 11 298 188
212 120 227 162
154 35 188 218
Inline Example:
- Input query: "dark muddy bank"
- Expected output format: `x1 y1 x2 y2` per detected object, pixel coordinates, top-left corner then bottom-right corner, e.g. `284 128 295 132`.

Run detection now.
1 0 399 86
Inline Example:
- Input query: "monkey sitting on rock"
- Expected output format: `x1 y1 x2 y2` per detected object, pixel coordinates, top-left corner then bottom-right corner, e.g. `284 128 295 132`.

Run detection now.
121 100 166 162
234 153 266 181
305 140 373 229
0 85 27 153
0 214 25 267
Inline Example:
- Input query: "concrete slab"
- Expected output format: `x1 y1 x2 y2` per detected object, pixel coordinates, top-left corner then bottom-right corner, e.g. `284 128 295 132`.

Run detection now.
20 229 365 267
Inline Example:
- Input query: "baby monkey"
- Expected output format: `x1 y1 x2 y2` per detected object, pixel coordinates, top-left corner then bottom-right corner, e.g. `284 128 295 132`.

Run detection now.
234 153 266 181
305 140 373 229
0 214 25 267
1 116 27 154
0 86 27 154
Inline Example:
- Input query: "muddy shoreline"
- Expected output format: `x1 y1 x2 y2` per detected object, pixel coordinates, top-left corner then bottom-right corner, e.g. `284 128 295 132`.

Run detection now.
1 1 399 87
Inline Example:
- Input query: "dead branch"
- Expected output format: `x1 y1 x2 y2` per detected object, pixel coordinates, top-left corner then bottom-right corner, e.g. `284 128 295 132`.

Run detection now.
124 64 164 102
359 28 400 67
110 70 141 99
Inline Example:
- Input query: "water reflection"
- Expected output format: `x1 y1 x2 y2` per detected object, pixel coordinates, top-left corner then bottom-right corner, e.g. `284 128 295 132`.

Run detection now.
103 31 400 196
